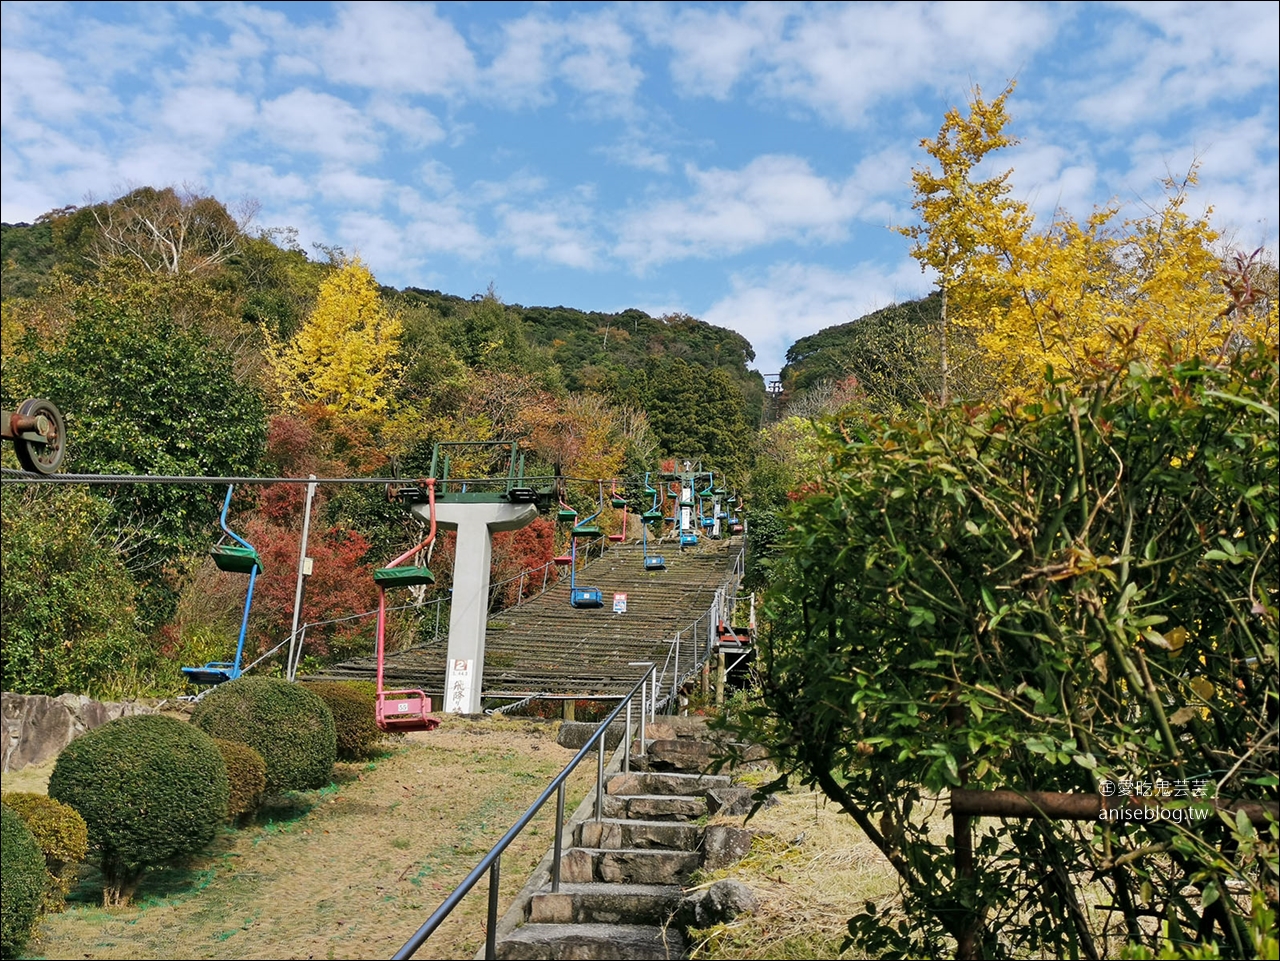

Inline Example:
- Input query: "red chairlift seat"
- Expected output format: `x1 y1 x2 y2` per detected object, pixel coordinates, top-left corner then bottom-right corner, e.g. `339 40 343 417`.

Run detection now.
553 554 573 566
377 689 441 732
374 478 443 734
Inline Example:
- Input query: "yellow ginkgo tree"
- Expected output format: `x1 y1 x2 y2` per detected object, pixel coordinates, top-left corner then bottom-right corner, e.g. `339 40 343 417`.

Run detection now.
902 86 1277 401
899 82 1031 403
263 257 402 420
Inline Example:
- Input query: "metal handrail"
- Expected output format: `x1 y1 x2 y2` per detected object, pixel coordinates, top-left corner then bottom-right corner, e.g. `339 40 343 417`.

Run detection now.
392 663 656 961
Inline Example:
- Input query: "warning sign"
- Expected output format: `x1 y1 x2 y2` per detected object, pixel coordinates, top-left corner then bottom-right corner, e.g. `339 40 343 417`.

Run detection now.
613 593 628 614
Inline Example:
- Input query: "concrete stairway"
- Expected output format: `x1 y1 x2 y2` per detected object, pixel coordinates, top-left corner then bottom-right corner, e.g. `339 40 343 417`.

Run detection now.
492 720 751 961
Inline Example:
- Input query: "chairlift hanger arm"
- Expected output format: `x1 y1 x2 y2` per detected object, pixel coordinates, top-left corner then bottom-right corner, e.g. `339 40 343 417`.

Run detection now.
385 479 437 569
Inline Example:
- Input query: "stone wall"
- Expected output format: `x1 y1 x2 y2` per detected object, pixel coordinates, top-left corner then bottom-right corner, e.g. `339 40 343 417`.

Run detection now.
1 692 159 772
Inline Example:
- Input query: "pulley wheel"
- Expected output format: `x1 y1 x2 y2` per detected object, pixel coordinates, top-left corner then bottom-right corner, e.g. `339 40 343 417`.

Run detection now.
13 398 66 474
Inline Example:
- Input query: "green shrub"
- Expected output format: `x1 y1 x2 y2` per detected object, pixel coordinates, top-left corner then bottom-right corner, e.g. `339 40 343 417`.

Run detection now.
0 793 88 912
191 677 336 794
47 714 229 905
2 804 49 958
303 681 381 760
211 739 267 823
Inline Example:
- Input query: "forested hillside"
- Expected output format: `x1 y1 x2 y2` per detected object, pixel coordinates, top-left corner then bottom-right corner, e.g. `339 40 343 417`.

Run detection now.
0 187 764 697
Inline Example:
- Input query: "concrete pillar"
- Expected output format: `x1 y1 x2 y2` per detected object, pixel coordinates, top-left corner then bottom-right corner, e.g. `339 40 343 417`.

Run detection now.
410 500 538 714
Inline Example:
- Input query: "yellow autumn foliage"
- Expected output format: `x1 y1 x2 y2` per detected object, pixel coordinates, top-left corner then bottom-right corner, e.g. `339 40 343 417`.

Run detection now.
903 85 1278 401
262 257 401 417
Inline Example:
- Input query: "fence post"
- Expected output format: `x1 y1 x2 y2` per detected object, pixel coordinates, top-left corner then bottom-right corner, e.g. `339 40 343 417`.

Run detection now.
485 856 501 960
596 734 605 822
552 783 565 893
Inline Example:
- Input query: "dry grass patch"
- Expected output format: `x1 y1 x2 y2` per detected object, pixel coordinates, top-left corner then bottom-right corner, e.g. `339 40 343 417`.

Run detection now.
9 714 592 960
687 784 901 960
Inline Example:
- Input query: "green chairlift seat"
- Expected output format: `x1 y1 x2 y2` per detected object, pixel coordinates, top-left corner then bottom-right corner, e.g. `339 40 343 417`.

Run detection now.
557 508 579 522
641 510 664 524
570 525 602 537
211 544 263 575
610 496 628 508
373 565 435 588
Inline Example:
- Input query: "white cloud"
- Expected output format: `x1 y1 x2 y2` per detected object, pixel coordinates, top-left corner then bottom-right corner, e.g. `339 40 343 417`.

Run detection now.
315 169 395 207
596 137 670 173
369 98 446 147
651 2 1058 126
226 162 313 205
0 48 119 124
646 4 785 100
1075 2 1279 129
307 1 476 97
557 10 644 104
398 196 490 260
498 203 600 269
481 7 644 115
616 155 869 268
703 258 932 375
260 88 380 163
484 13 562 108
159 86 257 144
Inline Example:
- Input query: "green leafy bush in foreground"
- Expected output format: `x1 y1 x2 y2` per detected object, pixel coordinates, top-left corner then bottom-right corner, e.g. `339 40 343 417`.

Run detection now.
2 804 47 958
212 738 267 823
304 680 382 760
1 792 88 912
192 677 336 794
746 349 1278 958
47 714 229 905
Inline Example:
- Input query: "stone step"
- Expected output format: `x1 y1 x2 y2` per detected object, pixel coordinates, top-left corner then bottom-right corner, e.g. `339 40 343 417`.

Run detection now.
495 921 686 960
627 739 716 774
606 771 730 798
529 882 682 926
558 847 701 885
575 818 702 851
601 793 706 822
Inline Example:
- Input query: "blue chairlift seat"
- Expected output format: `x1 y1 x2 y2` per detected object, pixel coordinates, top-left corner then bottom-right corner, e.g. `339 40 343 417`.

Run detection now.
701 517 715 528
680 531 699 547
570 587 604 608
644 555 667 571
182 662 240 686
186 486 259 687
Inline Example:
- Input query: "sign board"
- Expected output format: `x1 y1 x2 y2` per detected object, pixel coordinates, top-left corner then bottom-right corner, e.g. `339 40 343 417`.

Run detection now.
613 593 628 614
446 658 474 713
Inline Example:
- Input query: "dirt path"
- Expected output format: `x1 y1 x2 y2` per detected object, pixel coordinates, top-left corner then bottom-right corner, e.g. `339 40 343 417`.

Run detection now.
19 715 594 961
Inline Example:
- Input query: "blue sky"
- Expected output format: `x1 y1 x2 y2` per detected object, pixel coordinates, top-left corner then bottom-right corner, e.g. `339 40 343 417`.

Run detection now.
3 1 1277 376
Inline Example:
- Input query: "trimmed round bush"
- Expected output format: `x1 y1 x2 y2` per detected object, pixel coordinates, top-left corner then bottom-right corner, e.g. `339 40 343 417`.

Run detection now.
47 714 229 906
1 792 88 912
2 804 49 958
304 681 381 761
212 738 267 822
191 677 336 794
